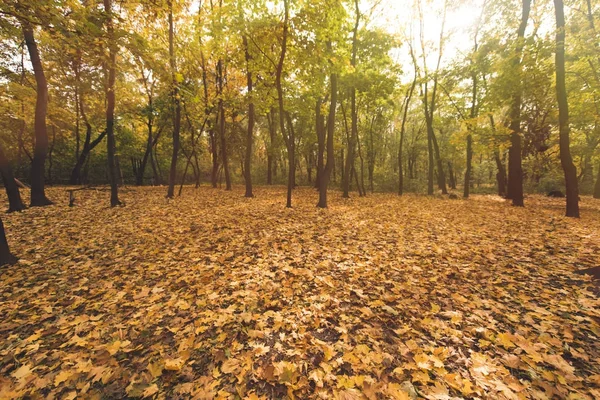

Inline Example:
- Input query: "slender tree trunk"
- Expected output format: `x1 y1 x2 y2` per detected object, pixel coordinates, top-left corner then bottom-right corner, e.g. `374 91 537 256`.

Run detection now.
0 217 17 266
22 23 52 206
398 77 416 195
554 0 579 217
104 0 120 207
343 0 360 199
267 108 276 185
317 62 338 208
507 0 531 207
431 130 447 194
167 1 182 198
276 0 291 207
0 145 25 212
315 99 325 190
243 36 254 197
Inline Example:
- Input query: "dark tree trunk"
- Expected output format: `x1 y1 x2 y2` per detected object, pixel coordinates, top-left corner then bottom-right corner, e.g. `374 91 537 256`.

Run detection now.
267 108 276 185
554 0 579 217
315 99 325 190
464 135 473 198
104 0 120 207
70 94 107 185
398 76 416 195
0 217 17 266
317 64 337 208
594 164 600 199
276 0 291 207
448 161 456 190
431 130 447 194
0 145 25 212
167 1 182 198
216 60 231 191
507 0 531 207
343 0 360 199
22 23 52 207
243 36 254 197
494 151 507 197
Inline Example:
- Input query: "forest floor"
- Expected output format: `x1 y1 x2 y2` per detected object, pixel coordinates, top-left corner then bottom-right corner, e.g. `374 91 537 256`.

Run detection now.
0 186 599 400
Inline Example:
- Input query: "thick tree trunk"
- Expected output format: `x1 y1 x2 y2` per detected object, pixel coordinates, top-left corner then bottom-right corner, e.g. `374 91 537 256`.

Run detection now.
554 0 579 217
447 161 456 190
594 164 600 199
22 23 52 207
104 0 120 207
0 145 25 212
243 36 254 197
167 1 182 198
506 0 531 207
0 217 17 266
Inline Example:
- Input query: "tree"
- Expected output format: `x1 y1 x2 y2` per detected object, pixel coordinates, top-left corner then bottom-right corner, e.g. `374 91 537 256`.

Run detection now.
506 0 531 207
104 0 121 207
22 22 52 206
275 0 292 207
0 216 17 266
0 144 25 212
167 0 182 198
342 0 360 199
553 0 579 217
317 42 338 208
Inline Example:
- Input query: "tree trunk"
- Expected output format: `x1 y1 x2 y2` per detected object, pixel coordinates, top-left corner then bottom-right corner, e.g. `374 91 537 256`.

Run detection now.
431 130 447 194
243 36 254 197
22 23 52 207
315 99 325 190
0 217 17 266
0 145 25 212
276 0 291 207
448 161 456 190
104 0 120 207
507 0 531 207
167 1 182 198
398 76 416 195
464 135 473 198
267 108 276 185
554 0 579 217
594 164 600 199
343 0 360 199
317 64 337 208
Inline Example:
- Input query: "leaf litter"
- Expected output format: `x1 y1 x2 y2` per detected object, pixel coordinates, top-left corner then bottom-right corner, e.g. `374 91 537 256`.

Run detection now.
0 186 599 399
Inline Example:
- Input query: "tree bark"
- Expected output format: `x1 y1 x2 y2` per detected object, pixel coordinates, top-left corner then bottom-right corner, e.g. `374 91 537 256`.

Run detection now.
315 99 325 190
317 63 338 208
594 163 600 199
104 0 120 207
243 36 254 197
275 0 291 207
167 0 182 198
343 0 360 199
0 144 25 212
398 75 416 195
554 0 579 217
0 217 17 266
507 0 531 207
22 23 52 207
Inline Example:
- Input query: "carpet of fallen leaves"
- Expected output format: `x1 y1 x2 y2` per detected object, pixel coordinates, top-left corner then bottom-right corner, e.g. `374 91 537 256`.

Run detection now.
1 186 600 400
